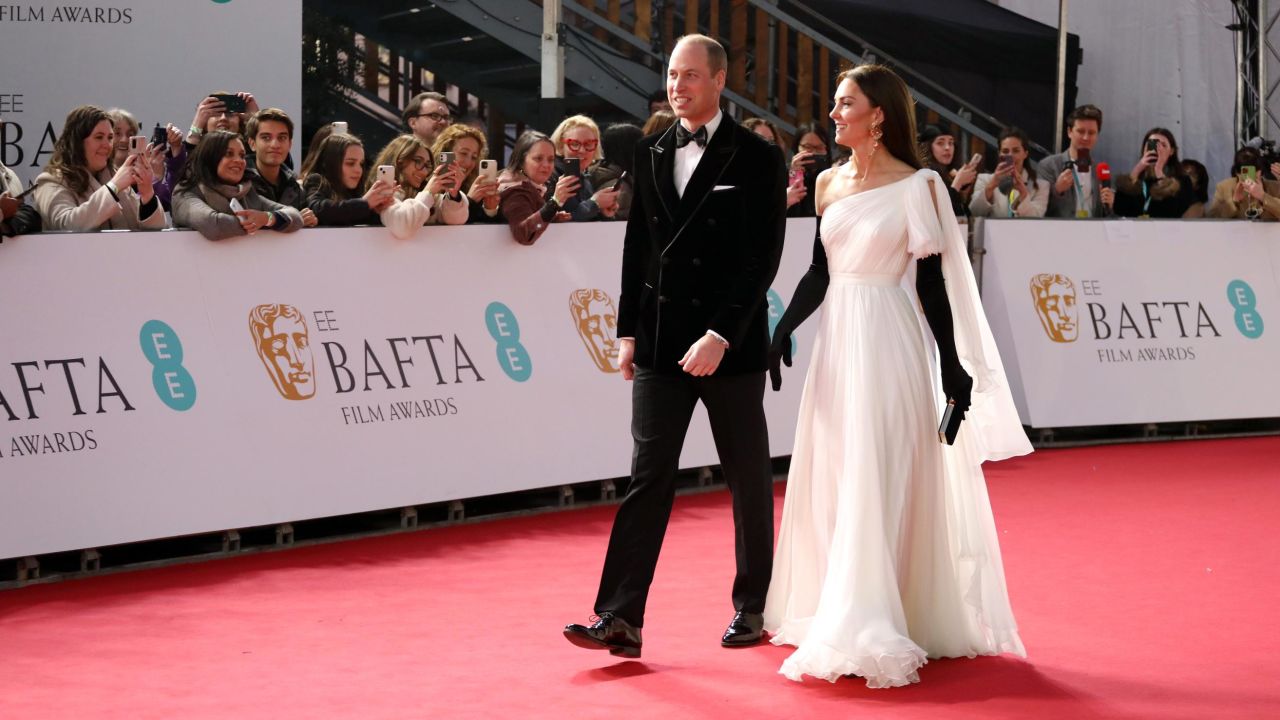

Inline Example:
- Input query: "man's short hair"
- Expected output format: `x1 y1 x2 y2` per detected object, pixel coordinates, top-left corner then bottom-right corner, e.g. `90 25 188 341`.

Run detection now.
673 34 727 75
246 108 294 140
1066 104 1103 131
402 91 449 127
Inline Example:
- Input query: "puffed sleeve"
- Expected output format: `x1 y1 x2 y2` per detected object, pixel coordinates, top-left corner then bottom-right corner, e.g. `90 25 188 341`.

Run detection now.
904 169 946 259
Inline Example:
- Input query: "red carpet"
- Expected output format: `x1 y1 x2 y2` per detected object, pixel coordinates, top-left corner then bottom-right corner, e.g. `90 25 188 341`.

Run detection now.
1 437 1277 719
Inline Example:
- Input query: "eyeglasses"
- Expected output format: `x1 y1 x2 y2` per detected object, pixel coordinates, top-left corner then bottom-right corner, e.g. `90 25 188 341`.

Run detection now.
413 112 451 124
409 157 430 170
563 139 598 153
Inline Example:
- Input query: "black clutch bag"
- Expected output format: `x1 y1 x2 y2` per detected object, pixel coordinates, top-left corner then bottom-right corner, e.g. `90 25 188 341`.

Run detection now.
938 401 964 445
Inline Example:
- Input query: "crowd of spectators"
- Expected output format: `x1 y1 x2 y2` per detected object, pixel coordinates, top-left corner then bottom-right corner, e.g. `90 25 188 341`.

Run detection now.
3 91 1279 245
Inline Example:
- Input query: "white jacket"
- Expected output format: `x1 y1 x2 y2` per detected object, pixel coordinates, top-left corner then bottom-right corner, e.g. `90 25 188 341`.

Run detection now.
969 167 1049 219
32 169 167 231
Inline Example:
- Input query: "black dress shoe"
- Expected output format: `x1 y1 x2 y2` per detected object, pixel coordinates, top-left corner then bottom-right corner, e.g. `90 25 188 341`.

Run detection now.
721 611 765 647
564 612 643 658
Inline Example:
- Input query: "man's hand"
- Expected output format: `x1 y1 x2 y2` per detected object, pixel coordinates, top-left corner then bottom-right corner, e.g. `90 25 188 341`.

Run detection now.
1100 186 1115 210
678 334 727 377
1054 167 1074 195
617 338 636 381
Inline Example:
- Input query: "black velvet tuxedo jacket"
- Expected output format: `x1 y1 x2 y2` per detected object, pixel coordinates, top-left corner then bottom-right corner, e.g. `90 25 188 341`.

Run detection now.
617 116 788 376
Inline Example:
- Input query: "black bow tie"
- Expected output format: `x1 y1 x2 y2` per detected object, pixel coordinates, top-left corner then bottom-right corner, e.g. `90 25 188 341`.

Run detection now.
675 124 708 149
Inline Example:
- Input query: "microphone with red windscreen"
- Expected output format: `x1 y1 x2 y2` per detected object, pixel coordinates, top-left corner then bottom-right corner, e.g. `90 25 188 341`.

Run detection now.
1096 162 1113 216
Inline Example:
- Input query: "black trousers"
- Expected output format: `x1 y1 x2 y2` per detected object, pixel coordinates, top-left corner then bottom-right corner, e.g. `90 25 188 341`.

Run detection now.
594 367 774 627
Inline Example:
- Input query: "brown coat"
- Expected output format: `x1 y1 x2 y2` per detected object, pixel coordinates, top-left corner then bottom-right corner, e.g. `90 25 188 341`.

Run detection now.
497 170 556 245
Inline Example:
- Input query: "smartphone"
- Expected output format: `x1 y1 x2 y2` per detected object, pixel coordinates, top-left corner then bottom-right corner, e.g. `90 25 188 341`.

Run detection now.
1074 148 1092 172
479 159 498 182
614 170 631 188
1145 138 1159 155
211 93 247 113
804 155 832 180
129 135 147 156
331 121 348 136
229 197 245 213
1241 165 1258 182
150 123 167 147
377 165 395 185
555 155 581 178
968 152 983 167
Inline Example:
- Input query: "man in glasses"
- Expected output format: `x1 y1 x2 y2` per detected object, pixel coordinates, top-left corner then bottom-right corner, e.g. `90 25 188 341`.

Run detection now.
402 92 453 146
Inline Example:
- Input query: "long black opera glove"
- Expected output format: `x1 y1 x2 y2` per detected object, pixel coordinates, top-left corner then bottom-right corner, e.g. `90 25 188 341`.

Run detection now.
916 253 973 414
769 219 829 391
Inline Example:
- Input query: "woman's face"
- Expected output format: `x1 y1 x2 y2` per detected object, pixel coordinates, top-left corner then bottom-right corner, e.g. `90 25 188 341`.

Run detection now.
750 124 776 144
451 137 481 176
828 78 880 149
798 132 827 157
1145 133 1173 163
217 138 248 185
931 135 956 166
83 120 114 173
560 125 598 171
111 118 135 164
401 147 431 189
523 140 556 185
341 145 365 190
999 137 1027 168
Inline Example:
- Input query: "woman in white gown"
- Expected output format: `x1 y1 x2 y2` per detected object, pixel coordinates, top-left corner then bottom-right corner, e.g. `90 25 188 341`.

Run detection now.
763 65 1033 688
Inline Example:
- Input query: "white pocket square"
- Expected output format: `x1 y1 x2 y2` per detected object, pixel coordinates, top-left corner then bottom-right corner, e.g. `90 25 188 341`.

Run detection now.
712 184 737 192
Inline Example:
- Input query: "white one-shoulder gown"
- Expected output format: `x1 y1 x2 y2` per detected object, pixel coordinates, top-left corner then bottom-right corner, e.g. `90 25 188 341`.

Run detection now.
764 169 1032 688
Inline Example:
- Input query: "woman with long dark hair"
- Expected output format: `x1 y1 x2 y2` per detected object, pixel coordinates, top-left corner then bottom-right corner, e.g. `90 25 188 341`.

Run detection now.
172 130 303 241
764 65 1030 687
587 122 642 221
1114 127 1194 218
301 133 396 226
786 121 831 217
970 127 1048 218
32 105 167 231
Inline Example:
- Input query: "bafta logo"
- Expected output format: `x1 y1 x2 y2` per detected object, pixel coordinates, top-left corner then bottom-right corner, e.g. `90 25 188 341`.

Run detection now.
570 289 620 373
249 304 316 400
1030 274 1078 343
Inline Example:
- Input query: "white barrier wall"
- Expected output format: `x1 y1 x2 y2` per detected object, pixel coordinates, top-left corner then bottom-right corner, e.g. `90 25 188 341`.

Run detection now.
0 220 820 559
982 219 1280 428
0 0 303 186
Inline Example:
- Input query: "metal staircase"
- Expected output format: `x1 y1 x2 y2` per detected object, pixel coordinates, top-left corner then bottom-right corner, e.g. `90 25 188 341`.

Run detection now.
303 0 1056 159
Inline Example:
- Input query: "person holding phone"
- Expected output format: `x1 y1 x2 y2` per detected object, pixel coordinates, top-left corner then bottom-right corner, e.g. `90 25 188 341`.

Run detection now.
172 130 303 241
1208 146 1280 220
919 124 977 218
429 124 495 223
369 134 466 238
497 131 573 244
1113 128 1194 218
1038 104 1114 218
32 105 167 231
1 134 41 238
301 133 395 227
548 115 620 221
970 127 1048 218
186 92 258 146
786 122 832 217
587 122 643 221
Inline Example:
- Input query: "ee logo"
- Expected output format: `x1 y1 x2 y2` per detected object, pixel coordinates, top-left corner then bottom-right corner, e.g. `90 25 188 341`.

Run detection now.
485 302 532 382
139 320 197 411
1227 280 1264 339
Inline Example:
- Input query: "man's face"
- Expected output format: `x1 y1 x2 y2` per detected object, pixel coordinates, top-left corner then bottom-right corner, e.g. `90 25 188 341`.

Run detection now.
1036 281 1078 342
258 314 315 399
667 41 725 124
1068 119 1100 153
408 98 451 143
250 120 291 169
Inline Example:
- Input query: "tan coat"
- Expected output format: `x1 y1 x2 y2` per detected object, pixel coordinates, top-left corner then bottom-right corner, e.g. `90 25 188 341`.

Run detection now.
32 169 167 231
1206 177 1280 220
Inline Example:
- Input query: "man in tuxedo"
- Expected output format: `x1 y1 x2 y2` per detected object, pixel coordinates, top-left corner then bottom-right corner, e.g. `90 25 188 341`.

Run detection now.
564 34 787 659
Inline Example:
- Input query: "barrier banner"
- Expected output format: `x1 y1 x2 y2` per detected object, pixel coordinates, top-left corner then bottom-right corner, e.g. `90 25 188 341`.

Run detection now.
0 219 820 559
0 0 303 186
982 219 1280 428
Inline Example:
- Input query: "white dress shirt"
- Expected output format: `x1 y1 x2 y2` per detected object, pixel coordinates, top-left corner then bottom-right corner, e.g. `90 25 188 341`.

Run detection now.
673 110 723 198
